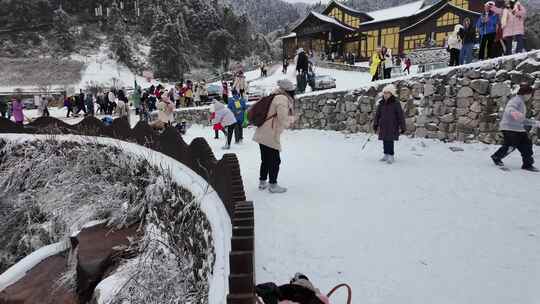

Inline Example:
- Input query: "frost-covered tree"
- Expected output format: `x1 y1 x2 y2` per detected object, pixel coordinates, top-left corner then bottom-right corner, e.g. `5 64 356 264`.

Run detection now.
52 8 76 53
149 22 190 81
207 29 235 70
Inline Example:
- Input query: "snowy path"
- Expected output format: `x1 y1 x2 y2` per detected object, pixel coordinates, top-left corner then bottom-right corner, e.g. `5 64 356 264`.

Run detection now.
183 125 540 304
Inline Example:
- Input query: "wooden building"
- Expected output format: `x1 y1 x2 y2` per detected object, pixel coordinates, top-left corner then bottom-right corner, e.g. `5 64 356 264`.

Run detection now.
282 0 484 61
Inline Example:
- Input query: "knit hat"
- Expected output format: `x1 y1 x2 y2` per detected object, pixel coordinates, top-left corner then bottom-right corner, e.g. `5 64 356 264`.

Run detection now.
382 84 397 97
277 79 296 92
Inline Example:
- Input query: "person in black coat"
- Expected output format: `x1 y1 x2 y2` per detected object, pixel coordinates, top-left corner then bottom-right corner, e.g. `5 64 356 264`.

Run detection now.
296 48 310 93
459 17 477 64
373 84 406 164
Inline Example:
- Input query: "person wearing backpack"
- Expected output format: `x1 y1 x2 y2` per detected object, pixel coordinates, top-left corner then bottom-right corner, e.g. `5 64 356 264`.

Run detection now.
252 79 296 194
228 89 247 144
212 101 237 150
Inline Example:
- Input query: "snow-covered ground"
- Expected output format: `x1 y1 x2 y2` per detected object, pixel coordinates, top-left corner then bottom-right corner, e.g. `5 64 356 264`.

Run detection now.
249 64 372 95
182 125 540 304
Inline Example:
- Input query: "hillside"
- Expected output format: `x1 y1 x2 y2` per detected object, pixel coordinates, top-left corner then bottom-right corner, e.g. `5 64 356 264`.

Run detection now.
223 0 301 33
0 0 275 81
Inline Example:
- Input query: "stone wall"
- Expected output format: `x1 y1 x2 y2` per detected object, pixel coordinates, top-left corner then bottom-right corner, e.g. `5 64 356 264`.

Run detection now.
168 51 540 145
408 47 450 65
293 51 540 145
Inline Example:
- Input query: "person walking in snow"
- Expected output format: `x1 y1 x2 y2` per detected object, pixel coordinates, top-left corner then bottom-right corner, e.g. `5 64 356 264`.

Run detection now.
40 97 50 117
212 100 237 150
116 90 130 124
0 97 8 119
132 81 142 115
403 57 412 75
75 89 87 116
199 80 209 105
85 92 94 116
491 83 540 172
447 25 463 66
233 71 248 97
296 48 310 93
476 2 500 60
157 95 175 127
382 47 393 79
373 84 406 164
370 47 384 81
228 89 248 143
253 79 296 194
209 103 227 139
222 80 230 102
459 18 477 64
500 0 527 55
11 97 24 125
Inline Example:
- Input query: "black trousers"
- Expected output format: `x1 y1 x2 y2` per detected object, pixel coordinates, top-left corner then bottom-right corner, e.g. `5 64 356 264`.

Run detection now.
259 144 281 184
449 48 460 66
226 124 237 146
66 106 73 117
383 140 395 156
383 68 392 79
42 107 50 117
215 129 227 139
492 131 534 167
479 33 496 60
235 122 243 142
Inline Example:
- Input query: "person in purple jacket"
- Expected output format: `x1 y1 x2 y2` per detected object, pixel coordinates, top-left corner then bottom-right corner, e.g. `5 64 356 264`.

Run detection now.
373 84 406 164
11 97 24 125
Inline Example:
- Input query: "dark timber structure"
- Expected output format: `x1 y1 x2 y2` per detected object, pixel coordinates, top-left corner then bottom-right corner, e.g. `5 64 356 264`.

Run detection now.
282 0 485 61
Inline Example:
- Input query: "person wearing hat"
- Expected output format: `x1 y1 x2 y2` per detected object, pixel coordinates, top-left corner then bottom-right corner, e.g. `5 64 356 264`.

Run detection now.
373 84 406 164
476 2 500 60
253 79 296 193
491 83 540 171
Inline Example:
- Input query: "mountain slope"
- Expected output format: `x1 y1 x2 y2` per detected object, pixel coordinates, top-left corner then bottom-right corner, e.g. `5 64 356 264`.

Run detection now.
223 0 301 33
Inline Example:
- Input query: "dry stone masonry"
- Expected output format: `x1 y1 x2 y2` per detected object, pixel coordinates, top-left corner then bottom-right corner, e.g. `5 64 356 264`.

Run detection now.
293 51 540 145
170 51 540 145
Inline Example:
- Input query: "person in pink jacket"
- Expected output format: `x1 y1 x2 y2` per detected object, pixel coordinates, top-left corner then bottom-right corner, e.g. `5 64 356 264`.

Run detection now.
492 0 526 55
11 97 24 125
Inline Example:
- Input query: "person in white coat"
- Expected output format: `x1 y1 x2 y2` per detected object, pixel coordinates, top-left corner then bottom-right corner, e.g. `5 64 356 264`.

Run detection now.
212 101 237 150
447 24 463 66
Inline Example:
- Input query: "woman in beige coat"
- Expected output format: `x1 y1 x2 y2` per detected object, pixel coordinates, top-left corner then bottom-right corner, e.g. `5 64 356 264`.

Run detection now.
253 79 296 193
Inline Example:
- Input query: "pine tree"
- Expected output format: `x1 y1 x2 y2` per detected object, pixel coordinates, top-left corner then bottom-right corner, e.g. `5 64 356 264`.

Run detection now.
207 29 235 70
52 8 75 53
149 22 190 81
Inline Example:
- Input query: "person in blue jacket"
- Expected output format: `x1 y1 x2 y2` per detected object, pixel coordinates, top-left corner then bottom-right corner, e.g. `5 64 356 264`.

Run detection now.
227 89 247 144
476 2 500 60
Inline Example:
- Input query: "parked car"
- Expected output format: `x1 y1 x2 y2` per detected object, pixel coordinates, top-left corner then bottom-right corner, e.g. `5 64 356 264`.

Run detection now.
247 85 266 102
312 75 336 91
207 83 222 101
22 98 37 110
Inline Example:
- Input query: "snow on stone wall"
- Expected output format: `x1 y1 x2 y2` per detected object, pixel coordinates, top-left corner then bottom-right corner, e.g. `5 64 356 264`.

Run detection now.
293 51 540 145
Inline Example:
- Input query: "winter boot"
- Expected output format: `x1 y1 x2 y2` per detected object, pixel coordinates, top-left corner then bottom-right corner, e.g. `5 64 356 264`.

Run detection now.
269 183 287 194
259 180 269 190
379 154 389 162
386 155 395 164
222 144 230 150
522 165 539 172
491 156 504 167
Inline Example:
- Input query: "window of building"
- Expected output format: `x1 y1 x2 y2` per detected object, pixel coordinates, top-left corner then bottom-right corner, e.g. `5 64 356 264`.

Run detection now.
380 27 400 54
450 0 469 10
328 7 343 22
343 13 360 28
362 30 379 58
437 12 460 27
435 31 453 47
403 34 427 53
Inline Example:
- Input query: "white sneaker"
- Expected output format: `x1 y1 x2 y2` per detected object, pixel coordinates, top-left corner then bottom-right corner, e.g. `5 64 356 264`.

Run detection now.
386 155 395 164
379 154 389 162
269 183 287 194
222 144 230 150
259 180 268 190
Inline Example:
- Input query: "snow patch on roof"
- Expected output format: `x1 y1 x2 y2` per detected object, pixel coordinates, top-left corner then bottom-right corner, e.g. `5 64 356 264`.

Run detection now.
311 11 356 32
280 32 297 39
364 0 425 24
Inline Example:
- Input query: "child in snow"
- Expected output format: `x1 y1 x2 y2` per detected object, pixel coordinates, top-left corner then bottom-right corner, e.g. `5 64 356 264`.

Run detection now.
209 103 227 139
228 89 247 143
211 101 237 150
373 84 406 164
11 97 24 125
491 83 540 171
